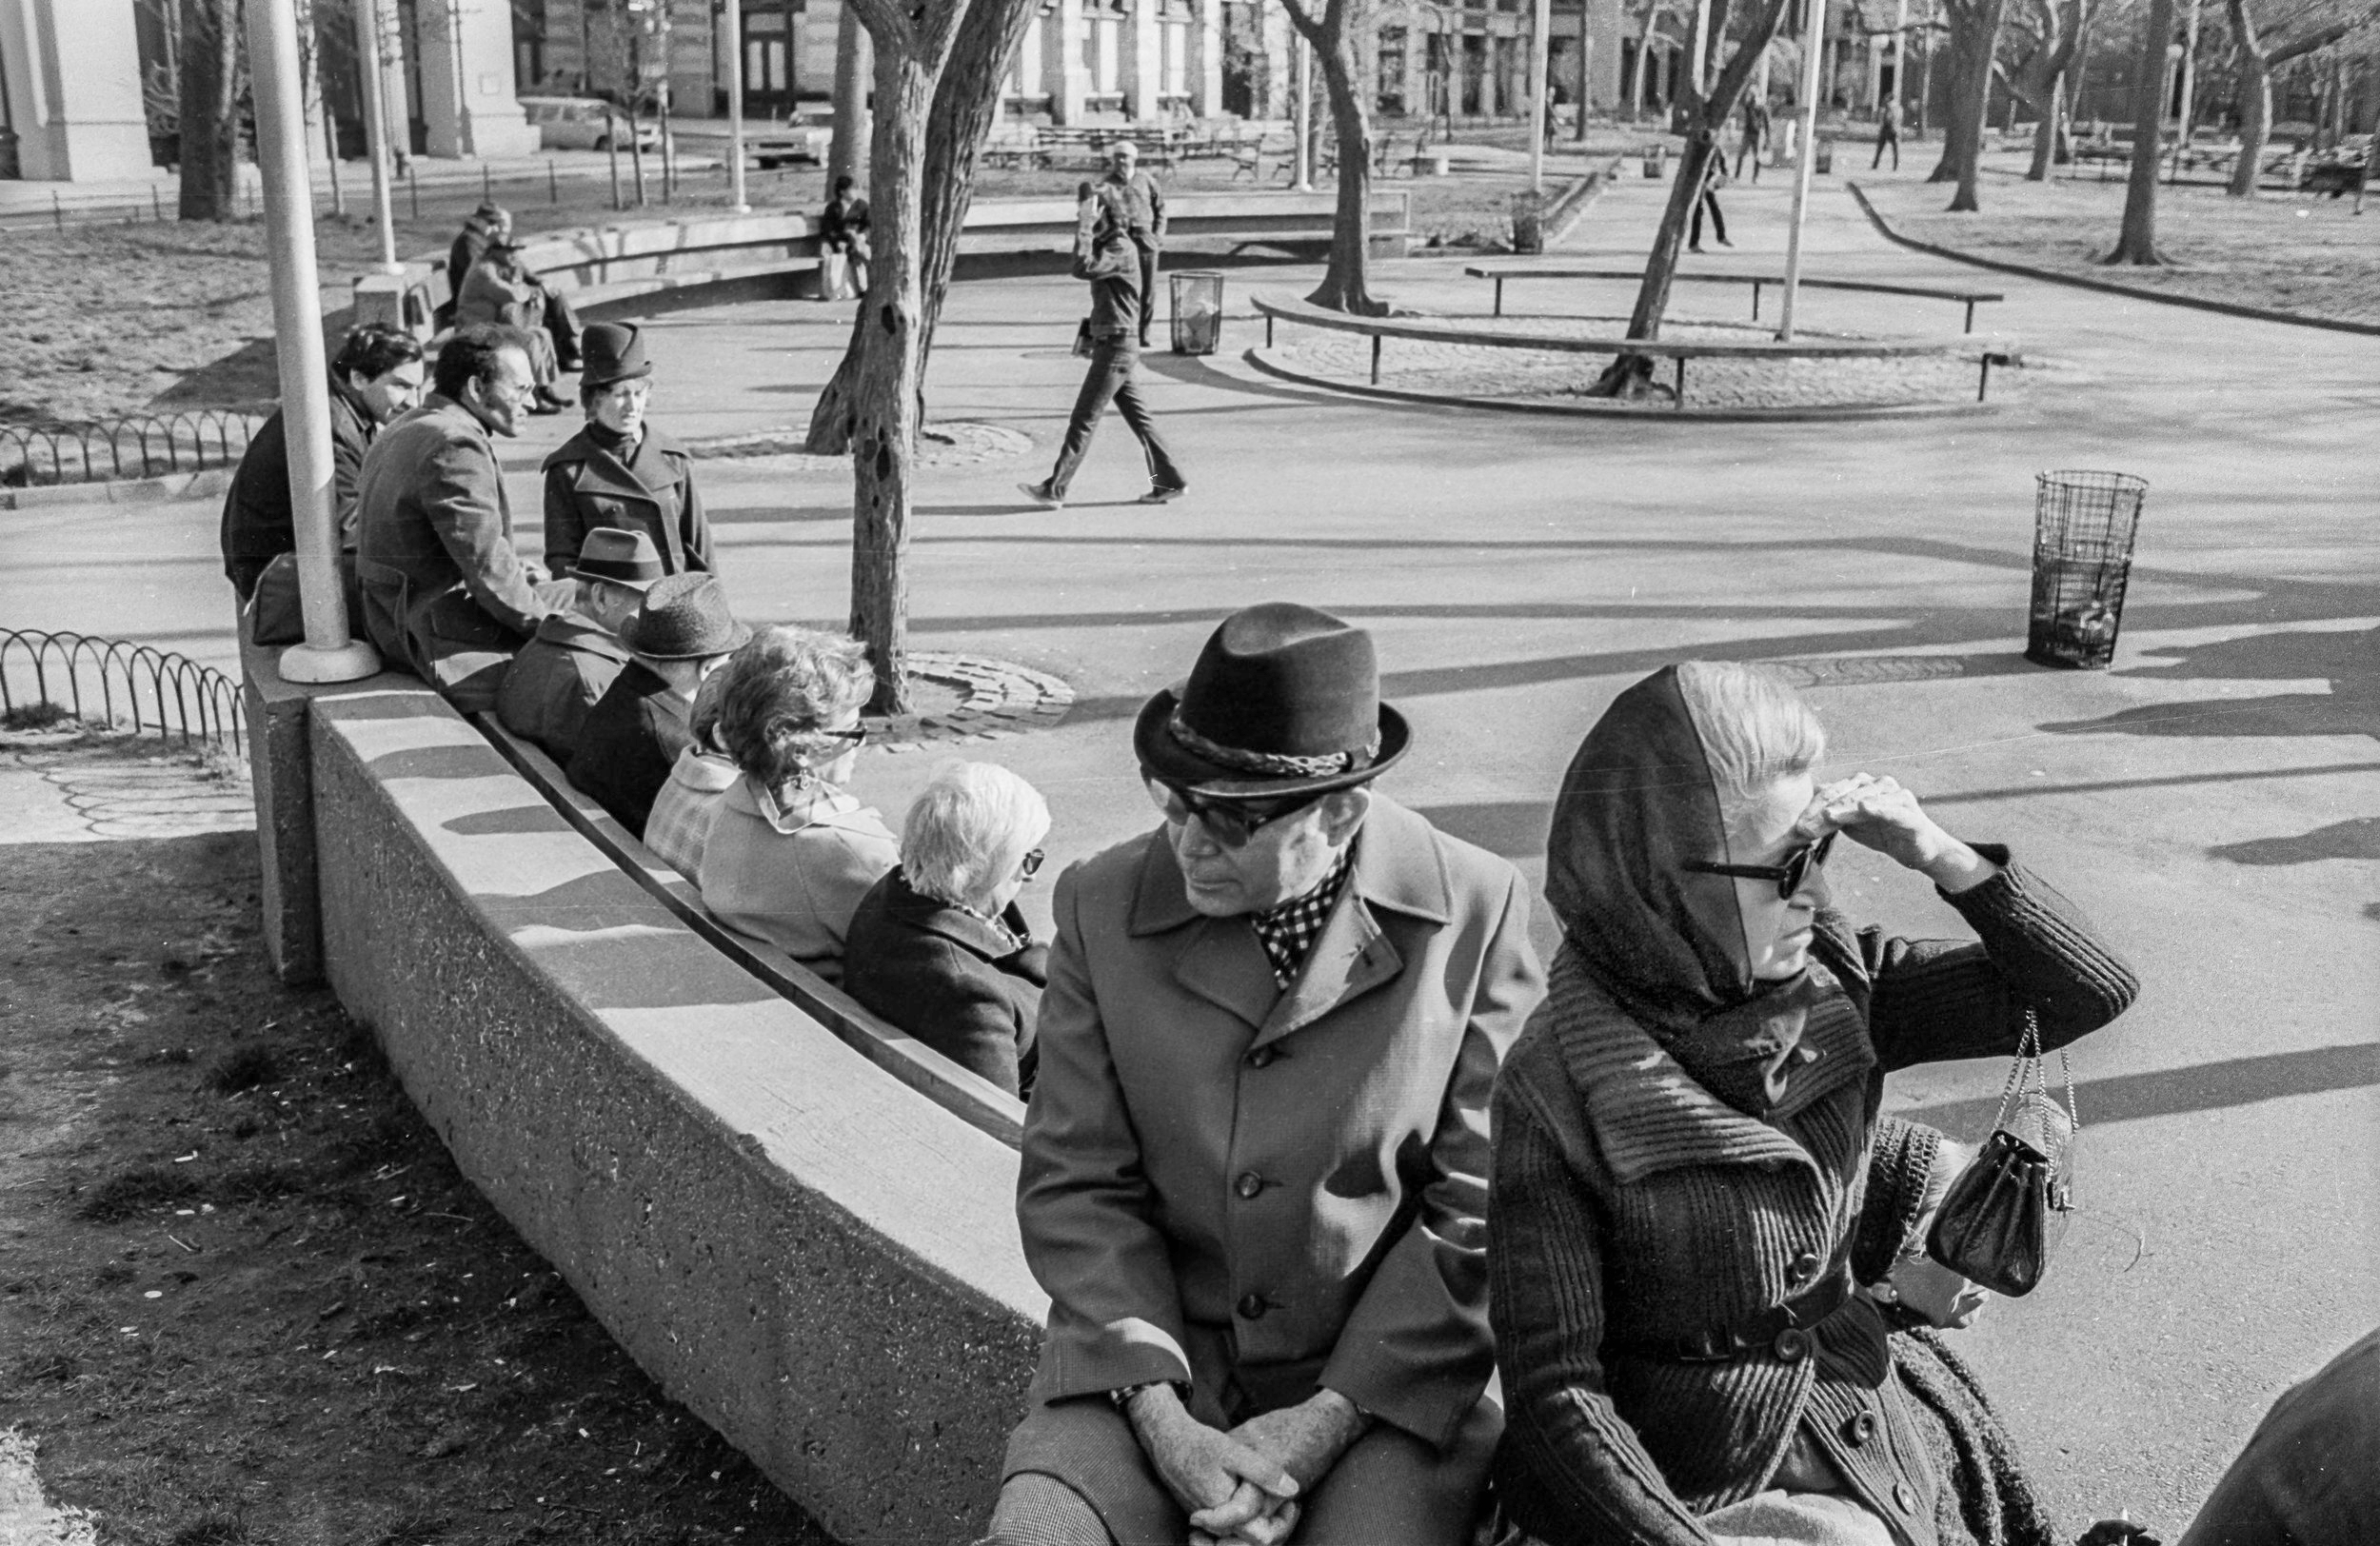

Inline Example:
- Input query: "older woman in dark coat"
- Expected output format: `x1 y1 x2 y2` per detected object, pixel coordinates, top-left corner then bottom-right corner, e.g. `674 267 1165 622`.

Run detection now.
843 761 1051 1097
1489 661 2137 1546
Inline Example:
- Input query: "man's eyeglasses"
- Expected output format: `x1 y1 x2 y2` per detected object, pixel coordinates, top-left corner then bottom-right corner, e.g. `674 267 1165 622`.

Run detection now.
1146 778 1321 850
1683 830 1836 900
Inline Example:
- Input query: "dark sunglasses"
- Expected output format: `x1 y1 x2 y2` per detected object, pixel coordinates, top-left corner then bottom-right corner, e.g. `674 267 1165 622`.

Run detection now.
1019 848 1045 881
1683 830 1837 900
812 725 870 747
1147 779 1322 850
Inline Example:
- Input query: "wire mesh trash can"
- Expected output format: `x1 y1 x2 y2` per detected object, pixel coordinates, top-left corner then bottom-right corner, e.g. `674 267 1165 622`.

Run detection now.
2027 470 2147 669
1510 191 1546 254
1170 270 1226 355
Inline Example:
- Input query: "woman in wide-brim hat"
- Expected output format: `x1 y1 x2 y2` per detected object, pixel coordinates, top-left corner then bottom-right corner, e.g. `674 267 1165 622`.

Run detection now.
1486 660 2138 1546
541 321 714 582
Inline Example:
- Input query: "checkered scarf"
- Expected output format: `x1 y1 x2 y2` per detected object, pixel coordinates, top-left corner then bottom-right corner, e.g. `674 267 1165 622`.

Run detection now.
1247 842 1356 989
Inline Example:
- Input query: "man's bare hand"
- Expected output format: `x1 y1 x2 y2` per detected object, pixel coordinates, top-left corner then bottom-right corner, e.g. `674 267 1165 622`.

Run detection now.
1124 1386 1299 1527
1224 1388 1371 1493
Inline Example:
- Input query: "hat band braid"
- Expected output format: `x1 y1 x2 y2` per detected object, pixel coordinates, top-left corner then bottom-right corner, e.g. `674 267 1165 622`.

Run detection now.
1166 709 1380 780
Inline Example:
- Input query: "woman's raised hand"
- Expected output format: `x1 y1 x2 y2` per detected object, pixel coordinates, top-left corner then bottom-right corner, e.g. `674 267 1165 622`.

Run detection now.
1798 773 1998 894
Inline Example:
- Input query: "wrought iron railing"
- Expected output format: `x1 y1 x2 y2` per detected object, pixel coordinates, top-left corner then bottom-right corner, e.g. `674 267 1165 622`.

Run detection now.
0 406 272 489
0 629 246 756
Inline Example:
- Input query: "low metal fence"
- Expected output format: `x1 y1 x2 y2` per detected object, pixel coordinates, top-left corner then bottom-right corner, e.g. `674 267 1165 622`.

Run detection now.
0 629 246 756
0 406 271 490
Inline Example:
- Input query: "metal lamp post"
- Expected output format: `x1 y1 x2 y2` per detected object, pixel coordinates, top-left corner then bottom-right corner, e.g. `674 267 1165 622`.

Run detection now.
352 0 402 274
1778 0 1828 340
1293 32 1314 191
724 0 749 209
252 0 380 684
1529 0 1553 188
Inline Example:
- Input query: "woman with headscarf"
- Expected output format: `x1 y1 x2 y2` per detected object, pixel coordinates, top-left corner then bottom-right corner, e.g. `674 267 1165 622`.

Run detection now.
1488 661 2138 1546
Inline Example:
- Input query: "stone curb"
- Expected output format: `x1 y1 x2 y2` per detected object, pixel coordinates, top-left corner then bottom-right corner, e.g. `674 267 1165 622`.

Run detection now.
0 466 236 512
1845 180 2380 339
1242 346 1994 423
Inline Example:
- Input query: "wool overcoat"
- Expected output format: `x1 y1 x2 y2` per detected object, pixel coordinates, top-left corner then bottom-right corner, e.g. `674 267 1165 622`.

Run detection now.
540 426 713 580
843 868 1048 1097
493 611 630 761
1014 795 1545 1448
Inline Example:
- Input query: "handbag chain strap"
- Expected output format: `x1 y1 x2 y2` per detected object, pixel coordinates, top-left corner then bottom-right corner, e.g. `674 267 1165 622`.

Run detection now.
1991 1008 2079 1168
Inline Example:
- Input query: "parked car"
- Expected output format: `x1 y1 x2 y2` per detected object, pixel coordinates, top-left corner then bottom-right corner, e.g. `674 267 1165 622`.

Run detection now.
747 113 834 168
520 97 661 152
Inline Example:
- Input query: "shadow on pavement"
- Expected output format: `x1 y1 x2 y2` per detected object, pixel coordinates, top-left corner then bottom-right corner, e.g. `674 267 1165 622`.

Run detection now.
2209 817 2380 867
1894 1041 2380 1135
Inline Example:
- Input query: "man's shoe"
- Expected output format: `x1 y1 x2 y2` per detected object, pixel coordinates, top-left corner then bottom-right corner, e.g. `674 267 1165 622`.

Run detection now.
1716 237 1735 248
1138 485 1186 505
1688 243 1705 253
1018 480 1063 508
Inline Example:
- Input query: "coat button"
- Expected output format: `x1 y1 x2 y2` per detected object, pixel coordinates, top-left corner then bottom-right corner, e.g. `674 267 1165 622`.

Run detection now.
1894 1483 1918 1514
1788 1251 1823 1284
1236 1293 1269 1320
1845 1411 1876 1445
1246 1047 1277 1070
1774 1328 1810 1363
1235 1172 1265 1199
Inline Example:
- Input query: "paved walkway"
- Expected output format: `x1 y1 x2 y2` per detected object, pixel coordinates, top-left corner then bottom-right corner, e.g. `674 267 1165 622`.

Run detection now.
0 168 2371 1529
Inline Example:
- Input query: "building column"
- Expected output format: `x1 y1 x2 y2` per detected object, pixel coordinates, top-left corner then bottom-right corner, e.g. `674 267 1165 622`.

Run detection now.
1046 0 1086 124
1128 0 1164 119
1403 18 1426 116
1020 12 1044 109
416 0 537 158
1193 0 1223 118
0 0 153 182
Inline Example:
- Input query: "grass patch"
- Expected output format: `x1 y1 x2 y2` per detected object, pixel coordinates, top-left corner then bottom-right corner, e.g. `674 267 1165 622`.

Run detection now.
74 1164 200 1223
204 1044 277 1096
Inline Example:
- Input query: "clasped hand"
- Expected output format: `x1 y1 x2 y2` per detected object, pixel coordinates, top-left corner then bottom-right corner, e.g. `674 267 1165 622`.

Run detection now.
1795 772 1995 893
1128 1386 1367 1546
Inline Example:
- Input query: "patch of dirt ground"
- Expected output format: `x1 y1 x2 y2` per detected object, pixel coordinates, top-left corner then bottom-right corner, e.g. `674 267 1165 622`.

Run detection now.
0 745 838 1545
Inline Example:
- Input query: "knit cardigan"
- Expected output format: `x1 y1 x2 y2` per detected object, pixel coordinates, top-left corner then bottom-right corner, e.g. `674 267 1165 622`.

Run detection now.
1489 856 2137 1546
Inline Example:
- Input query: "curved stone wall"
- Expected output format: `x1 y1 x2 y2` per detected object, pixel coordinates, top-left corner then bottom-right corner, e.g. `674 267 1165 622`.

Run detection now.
303 677 1044 1542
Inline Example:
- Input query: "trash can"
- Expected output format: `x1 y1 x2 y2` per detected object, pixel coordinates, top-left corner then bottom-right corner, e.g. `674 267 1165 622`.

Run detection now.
1642 146 1667 179
2027 470 2147 669
1169 270 1226 355
1510 191 1546 255
1814 137 1835 174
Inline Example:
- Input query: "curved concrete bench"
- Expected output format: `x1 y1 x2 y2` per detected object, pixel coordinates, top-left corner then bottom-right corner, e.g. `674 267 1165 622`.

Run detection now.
283 671 1041 1541
471 713 1027 1147
1253 292 2015 407
1461 263 2006 333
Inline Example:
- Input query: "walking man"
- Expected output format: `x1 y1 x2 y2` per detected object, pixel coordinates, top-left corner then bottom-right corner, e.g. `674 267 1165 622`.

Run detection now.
1874 94 1903 170
1737 93 1770 181
981 601 1546 1546
1688 143 1733 252
1100 140 1166 348
1018 188 1186 509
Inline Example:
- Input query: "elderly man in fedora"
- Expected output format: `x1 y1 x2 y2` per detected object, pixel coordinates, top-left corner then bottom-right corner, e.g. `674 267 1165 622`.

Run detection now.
567 572 750 838
495 526 665 761
541 322 715 582
984 602 1546 1546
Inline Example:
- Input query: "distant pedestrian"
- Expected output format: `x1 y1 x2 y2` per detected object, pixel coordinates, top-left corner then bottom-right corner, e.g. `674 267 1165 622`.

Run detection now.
1098 140 1166 348
1737 94 1771 181
1874 96 1903 169
820 175 872 298
1688 147 1732 252
1017 188 1185 510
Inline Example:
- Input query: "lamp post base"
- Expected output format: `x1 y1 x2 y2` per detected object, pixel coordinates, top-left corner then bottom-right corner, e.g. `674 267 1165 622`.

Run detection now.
278 639 383 684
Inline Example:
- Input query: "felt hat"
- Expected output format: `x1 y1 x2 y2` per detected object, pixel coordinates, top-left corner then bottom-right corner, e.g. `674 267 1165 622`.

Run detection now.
621 574 750 661
572 527 665 589
578 322 652 388
1133 602 1408 800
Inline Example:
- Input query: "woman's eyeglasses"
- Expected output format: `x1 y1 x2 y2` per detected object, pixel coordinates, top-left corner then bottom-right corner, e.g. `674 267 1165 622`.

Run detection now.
1019 848 1045 881
1683 830 1837 900
811 725 869 748
1145 778 1320 850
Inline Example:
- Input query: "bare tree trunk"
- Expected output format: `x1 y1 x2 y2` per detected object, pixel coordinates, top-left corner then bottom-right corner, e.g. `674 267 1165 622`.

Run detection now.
1298 23 1385 313
846 48 938 716
1929 0 2009 208
830 10 873 187
2027 72 2060 175
2104 0 2175 262
179 0 244 221
2223 2 2352 196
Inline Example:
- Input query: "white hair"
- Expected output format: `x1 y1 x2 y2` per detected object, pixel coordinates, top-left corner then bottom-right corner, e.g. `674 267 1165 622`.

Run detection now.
1673 660 1827 839
902 762 1051 911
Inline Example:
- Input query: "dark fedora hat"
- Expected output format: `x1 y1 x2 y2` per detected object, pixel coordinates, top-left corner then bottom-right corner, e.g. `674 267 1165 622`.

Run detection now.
621 574 751 662
572 526 665 589
578 322 652 388
1134 602 1409 799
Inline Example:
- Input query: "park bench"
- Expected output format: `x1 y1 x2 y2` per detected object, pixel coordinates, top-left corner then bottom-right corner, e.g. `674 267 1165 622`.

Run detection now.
1463 264 2007 334
1254 291 2020 407
473 714 1026 1146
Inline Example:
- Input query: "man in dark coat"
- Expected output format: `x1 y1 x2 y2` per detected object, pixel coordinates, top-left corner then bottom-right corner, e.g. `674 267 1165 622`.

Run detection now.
354 325 565 712
567 572 748 838
984 603 1545 1546
1098 140 1165 348
1017 189 1185 510
494 527 664 762
446 202 510 304
540 323 713 579
220 324 424 600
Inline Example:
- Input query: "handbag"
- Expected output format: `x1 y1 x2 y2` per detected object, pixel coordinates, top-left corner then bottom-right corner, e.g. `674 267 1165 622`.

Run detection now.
1071 317 1093 358
1925 1009 2078 1298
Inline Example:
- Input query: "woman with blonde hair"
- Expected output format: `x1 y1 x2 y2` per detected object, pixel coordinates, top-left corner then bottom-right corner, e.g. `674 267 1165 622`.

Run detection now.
843 762 1052 1097
1489 661 2138 1545
697 625 898 983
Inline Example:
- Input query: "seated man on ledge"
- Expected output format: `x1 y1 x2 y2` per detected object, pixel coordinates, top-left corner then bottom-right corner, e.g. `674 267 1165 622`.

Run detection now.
984 602 1546 1546
494 526 664 762
568 572 749 839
